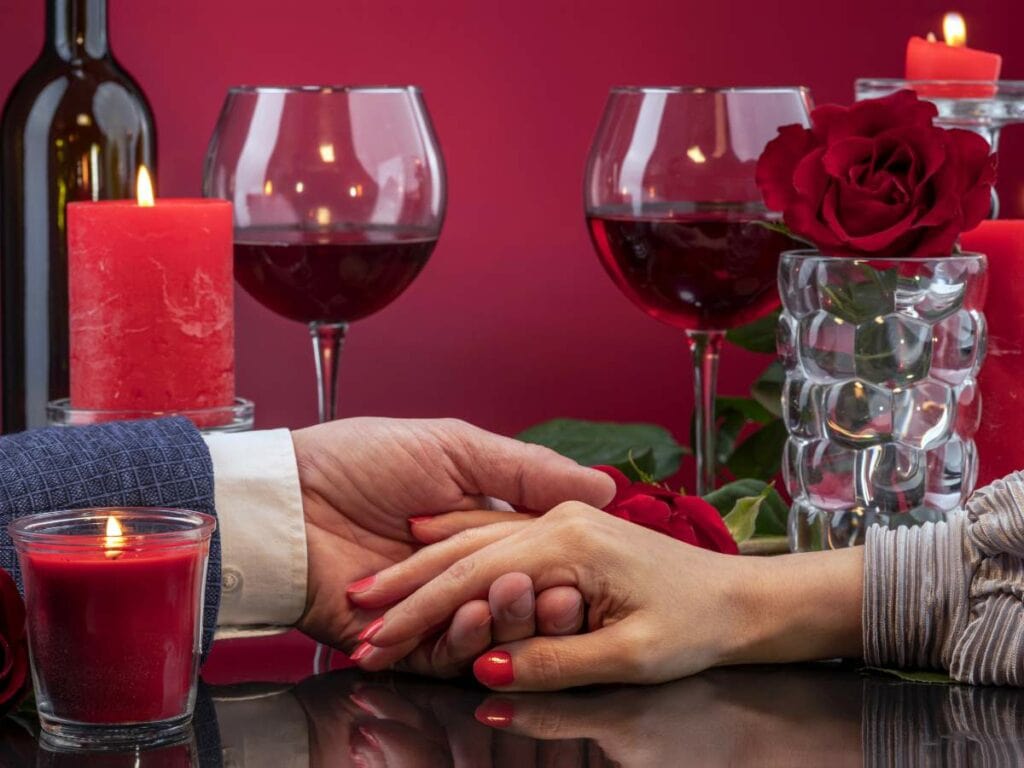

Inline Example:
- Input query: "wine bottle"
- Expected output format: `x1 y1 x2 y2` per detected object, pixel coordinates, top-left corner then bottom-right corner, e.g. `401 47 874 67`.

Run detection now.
1 0 156 432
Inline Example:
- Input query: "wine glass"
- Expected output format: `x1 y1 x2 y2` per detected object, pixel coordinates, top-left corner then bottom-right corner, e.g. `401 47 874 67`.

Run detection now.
203 85 446 424
584 86 811 495
203 85 445 673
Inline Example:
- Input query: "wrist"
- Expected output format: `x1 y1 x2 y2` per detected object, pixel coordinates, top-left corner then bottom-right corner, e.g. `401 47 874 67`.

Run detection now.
722 548 865 667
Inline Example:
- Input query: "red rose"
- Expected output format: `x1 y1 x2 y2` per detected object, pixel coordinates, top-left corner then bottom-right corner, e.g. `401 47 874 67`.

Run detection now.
756 89 995 259
0 570 28 714
597 466 739 555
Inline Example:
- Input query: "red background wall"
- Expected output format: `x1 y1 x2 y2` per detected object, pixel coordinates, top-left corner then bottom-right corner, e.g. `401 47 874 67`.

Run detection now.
2 0 1023 485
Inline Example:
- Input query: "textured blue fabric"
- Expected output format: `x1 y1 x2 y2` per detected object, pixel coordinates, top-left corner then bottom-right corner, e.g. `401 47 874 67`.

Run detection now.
0 417 221 657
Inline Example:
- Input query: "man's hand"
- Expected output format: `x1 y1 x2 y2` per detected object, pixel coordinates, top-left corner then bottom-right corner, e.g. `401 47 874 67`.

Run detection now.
289 417 614 662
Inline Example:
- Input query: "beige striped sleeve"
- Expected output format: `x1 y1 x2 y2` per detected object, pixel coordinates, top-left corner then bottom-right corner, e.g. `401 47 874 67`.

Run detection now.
863 471 1024 686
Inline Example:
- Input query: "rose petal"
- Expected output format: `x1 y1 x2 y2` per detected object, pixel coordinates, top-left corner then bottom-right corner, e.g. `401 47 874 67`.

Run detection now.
755 124 819 211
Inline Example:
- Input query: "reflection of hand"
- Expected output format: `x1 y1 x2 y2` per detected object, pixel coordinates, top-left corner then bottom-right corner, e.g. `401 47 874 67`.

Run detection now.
352 504 864 689
290 418 614 667
293 671 591 768
474 666 865 768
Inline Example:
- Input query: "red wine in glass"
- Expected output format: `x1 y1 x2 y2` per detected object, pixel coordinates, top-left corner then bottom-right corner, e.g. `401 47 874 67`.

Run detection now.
234 226 437 324
584 86 811 498
587 207 797 332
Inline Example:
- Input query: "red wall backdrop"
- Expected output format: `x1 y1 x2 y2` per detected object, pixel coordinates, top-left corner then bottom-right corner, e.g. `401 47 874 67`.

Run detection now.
2 1 1023 478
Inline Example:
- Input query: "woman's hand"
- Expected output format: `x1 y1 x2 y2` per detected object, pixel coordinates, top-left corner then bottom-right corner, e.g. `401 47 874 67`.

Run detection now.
348 502 866 690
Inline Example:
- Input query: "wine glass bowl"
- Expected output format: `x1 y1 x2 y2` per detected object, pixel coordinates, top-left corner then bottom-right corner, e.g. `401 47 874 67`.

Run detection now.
584 86 811 494
204 85 444 677
203 85 445 420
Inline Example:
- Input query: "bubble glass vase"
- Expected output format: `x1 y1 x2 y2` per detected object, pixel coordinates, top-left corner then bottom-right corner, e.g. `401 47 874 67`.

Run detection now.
778 250 987 551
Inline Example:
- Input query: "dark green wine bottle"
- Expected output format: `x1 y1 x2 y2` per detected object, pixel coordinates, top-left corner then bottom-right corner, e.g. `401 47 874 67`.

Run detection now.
1 0 156 432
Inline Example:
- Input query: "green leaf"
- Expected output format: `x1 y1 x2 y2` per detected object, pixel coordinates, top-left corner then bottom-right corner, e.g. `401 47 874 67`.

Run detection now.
716 397 775 425
726 419 788 483
864 667 955 685
692 397 775 467
721 485 771 544
703 479 788 536
751 361 785 418
725 310 781 354
516 419 686 482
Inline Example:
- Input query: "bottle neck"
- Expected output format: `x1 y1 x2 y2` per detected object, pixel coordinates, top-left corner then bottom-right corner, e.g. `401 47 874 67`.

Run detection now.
46 0 109 62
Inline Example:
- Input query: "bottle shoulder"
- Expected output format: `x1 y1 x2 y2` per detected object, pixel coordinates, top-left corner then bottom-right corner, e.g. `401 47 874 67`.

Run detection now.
2 55 154 136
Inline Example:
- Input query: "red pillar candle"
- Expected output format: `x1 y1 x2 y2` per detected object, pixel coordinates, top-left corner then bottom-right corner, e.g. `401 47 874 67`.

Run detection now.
67 174 234 420
961 221 1024 486
905 13 1002 98
11 509 214 746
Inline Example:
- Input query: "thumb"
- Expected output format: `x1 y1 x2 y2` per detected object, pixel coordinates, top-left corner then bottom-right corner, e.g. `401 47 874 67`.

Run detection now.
447 423 616 512
472 624 652 691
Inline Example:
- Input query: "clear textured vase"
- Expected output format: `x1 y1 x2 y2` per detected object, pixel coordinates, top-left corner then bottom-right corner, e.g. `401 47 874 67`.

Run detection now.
779 250 988 551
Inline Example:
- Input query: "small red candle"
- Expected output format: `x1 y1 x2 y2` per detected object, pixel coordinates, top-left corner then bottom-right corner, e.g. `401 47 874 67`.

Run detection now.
11 509 214 747
961 220 1024 486
67 168 235 421
905 13 1002 98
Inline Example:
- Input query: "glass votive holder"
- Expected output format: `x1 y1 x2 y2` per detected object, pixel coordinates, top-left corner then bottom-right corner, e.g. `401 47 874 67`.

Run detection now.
46 397 255 434
38 728 199 766
9 508 216 750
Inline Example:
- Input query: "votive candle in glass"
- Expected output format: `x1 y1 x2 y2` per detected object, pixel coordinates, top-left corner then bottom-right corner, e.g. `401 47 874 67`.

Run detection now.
10 508 215 749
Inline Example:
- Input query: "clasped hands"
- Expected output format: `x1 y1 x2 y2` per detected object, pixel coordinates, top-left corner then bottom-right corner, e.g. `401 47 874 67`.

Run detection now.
291 417 773 691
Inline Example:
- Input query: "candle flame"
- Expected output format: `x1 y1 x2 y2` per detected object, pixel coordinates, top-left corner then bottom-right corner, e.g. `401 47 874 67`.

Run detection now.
104 515 125 559
943 12 967 47
136 165 155 207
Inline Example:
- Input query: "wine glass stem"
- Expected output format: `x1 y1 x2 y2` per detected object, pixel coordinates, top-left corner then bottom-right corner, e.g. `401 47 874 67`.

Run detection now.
310 321 348 424
687 330 723 497
310 321 347 675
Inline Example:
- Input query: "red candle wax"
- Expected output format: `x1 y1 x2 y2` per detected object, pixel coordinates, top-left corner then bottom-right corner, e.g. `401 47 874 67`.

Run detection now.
905 35 1002 98
22 545 205 723
67 198 234 421
961 221 1024 486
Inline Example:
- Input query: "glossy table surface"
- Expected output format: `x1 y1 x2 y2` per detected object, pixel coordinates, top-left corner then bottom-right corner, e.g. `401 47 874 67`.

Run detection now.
10 632 1024 766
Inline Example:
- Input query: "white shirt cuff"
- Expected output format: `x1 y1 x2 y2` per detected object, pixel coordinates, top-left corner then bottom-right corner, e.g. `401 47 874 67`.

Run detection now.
204 429 308 637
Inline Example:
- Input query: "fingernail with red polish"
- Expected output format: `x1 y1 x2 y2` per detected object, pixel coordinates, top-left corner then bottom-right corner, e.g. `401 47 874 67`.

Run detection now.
408 515 433 526
358 616 384 642
347 575 376 595
474 651 515 687
350 643 374 663
475 699 515 728
349 731 379 768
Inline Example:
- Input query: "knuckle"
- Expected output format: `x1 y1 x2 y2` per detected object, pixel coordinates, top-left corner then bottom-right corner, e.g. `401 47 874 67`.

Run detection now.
434 417 472 440
553 512 596 545
547 500 591 520
446 556 478 586
528 644 566 685
447 527 479 550
617 626 661 682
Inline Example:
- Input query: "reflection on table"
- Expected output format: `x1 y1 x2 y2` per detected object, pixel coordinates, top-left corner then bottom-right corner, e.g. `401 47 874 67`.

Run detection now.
6 662 1024 766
